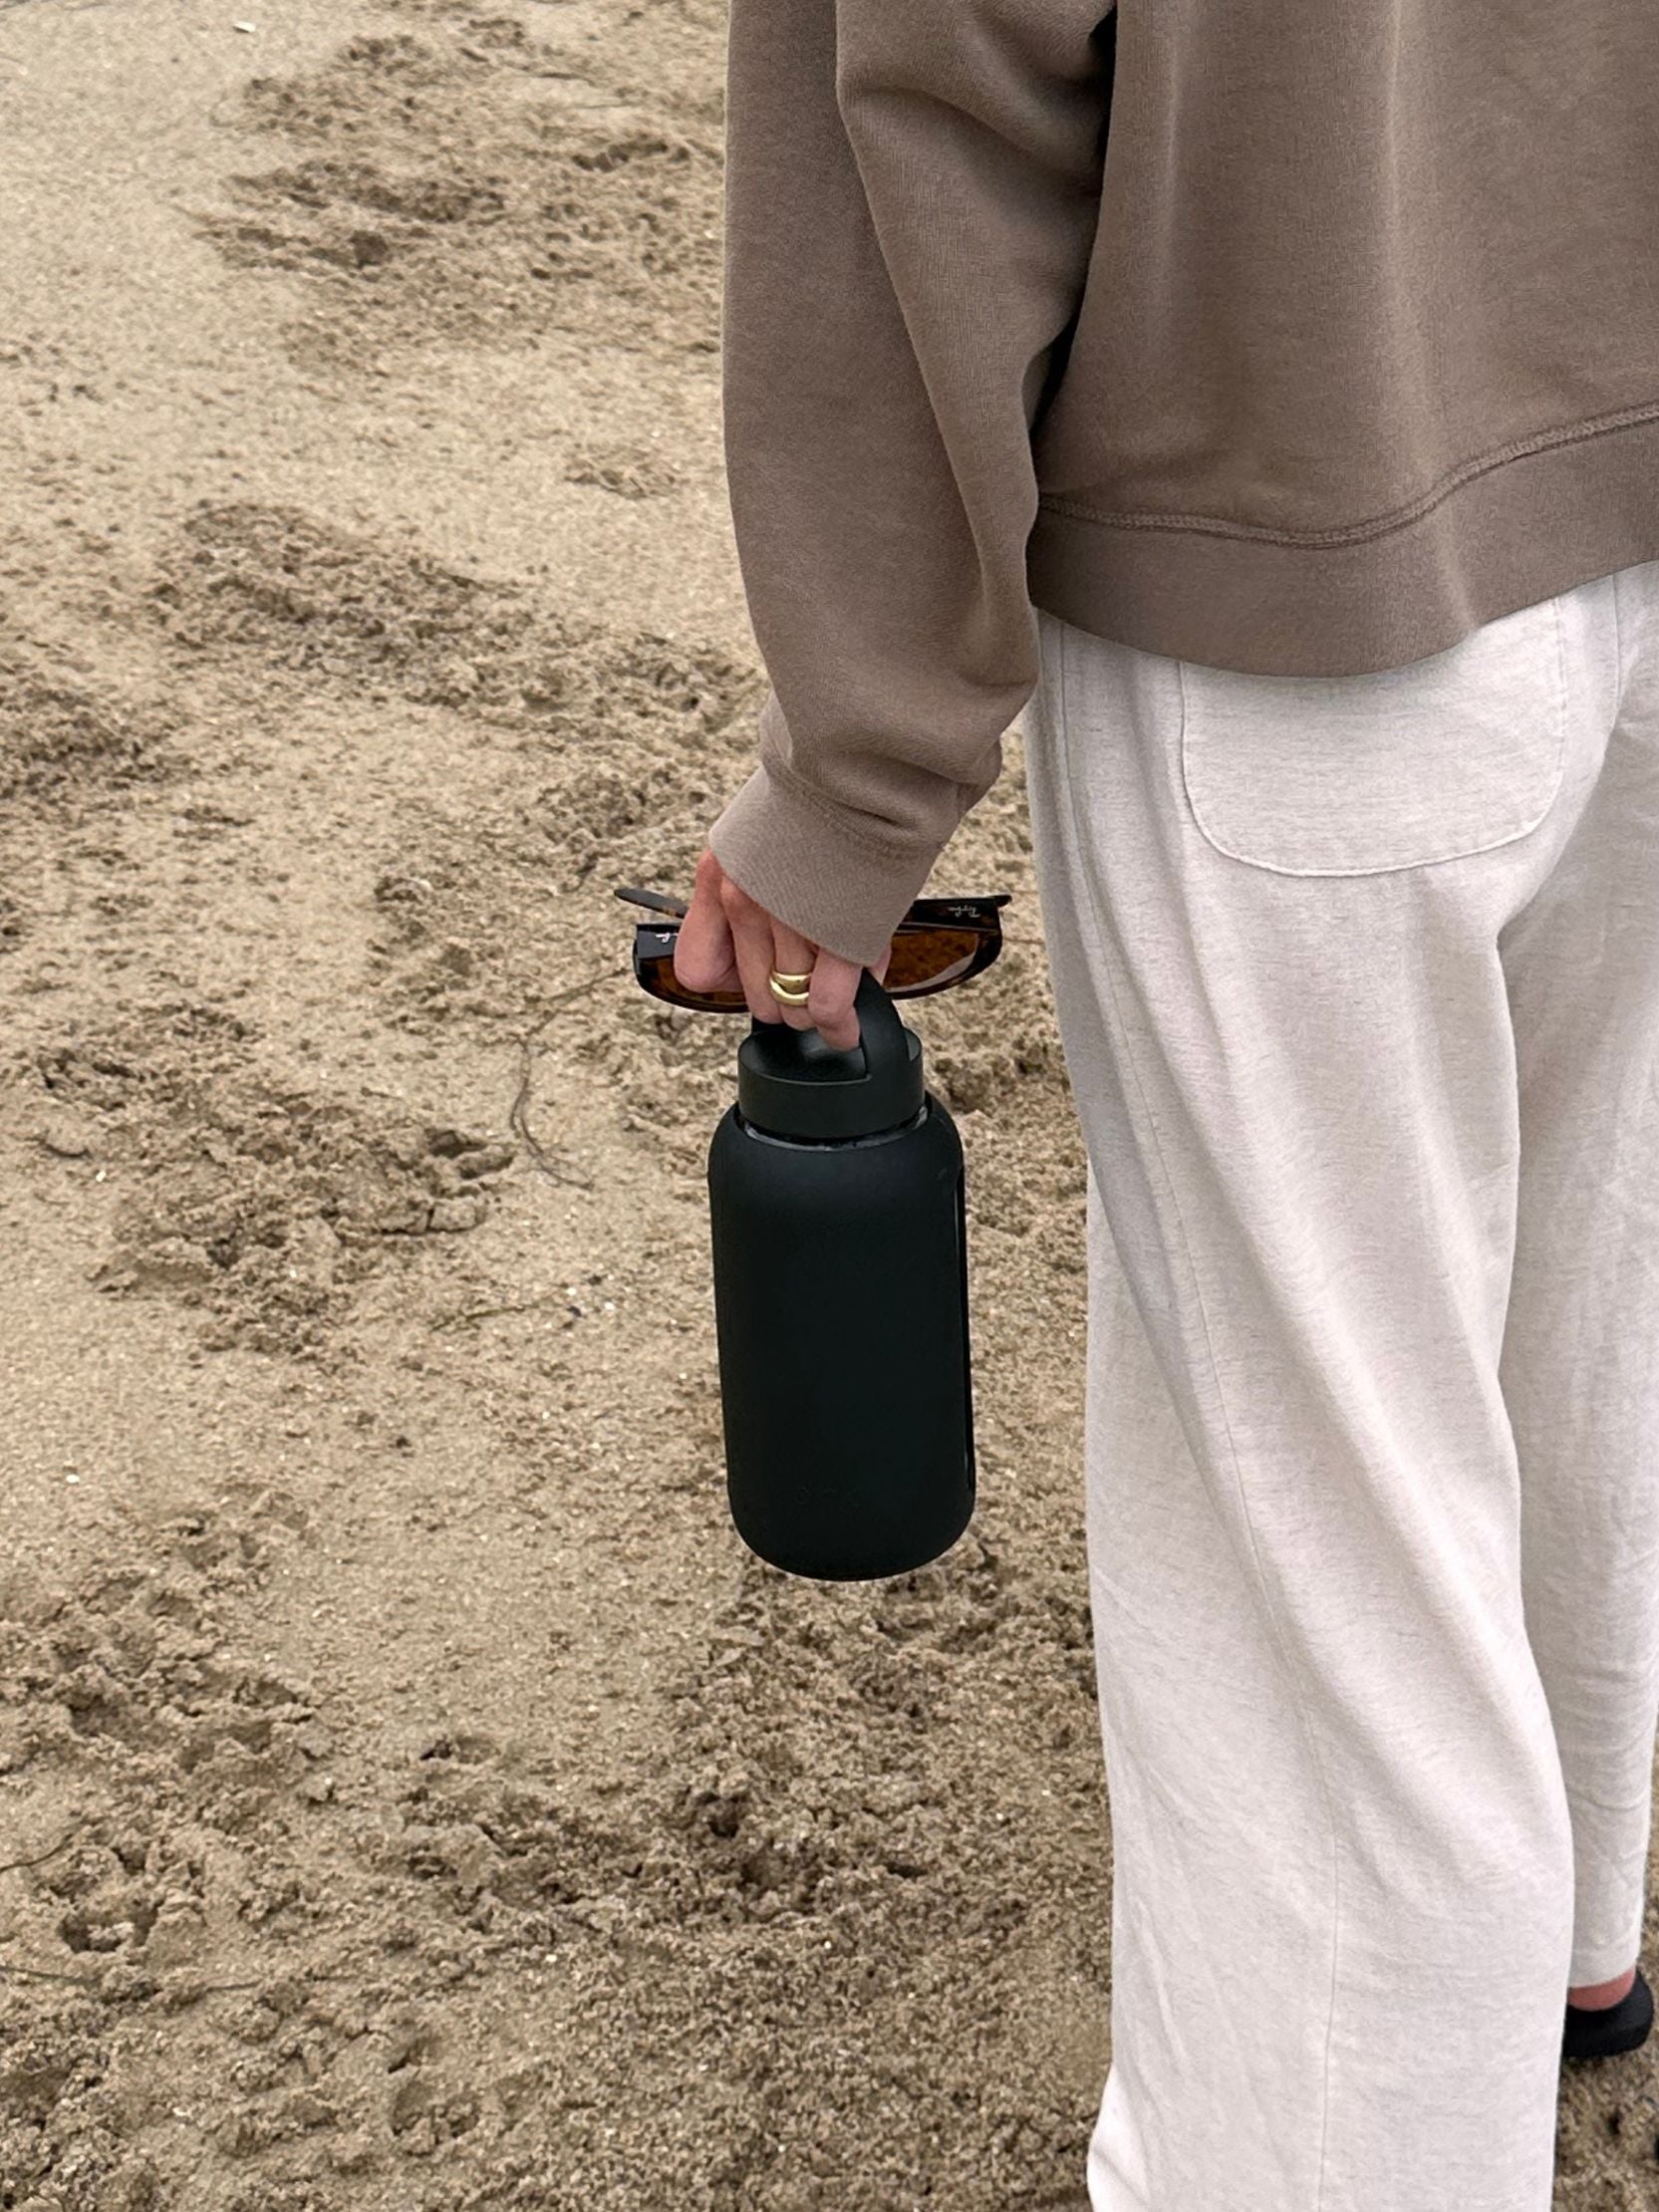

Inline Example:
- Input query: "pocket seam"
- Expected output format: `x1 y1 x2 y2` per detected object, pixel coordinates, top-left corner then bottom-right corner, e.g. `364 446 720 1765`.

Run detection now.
1177 600 1570 878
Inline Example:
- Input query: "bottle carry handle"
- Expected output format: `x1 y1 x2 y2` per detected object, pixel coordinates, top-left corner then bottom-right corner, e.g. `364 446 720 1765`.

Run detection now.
736 968 924 1140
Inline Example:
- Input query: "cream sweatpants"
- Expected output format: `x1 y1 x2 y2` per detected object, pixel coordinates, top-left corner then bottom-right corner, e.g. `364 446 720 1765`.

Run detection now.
1020 560 1659 2212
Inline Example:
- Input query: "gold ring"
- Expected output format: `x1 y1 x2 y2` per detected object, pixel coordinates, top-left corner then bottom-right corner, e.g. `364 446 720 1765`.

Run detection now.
767 969 812 1004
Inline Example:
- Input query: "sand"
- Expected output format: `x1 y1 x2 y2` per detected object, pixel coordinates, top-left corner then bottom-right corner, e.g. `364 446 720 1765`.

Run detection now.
0 1 1650 2205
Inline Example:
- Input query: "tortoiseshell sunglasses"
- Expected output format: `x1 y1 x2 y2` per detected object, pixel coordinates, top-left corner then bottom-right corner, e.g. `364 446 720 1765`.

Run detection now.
614 884 1010 1013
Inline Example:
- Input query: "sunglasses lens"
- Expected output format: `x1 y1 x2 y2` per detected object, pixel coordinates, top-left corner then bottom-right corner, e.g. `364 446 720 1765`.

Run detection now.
637 953 748 1012
883 926 985 993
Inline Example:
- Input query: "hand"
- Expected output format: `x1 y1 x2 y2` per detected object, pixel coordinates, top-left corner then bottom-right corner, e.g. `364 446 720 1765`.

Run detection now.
674 847 890 1052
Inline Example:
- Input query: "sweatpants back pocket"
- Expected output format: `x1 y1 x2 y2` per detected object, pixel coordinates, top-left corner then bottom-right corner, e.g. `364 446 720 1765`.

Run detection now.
1179 594 1568 877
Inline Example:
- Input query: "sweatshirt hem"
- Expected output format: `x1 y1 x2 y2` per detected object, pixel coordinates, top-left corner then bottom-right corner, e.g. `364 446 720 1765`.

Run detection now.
1027 412 1659 677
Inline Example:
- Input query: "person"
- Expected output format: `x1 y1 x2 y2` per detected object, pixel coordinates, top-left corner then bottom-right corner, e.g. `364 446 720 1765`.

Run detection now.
671 3 1659 2204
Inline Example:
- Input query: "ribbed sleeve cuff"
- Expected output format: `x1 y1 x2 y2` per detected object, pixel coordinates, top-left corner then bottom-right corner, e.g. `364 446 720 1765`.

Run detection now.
704 759 948 970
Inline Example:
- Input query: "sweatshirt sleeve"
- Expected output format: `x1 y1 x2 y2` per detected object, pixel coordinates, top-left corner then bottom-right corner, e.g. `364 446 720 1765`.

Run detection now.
704 0 1117 969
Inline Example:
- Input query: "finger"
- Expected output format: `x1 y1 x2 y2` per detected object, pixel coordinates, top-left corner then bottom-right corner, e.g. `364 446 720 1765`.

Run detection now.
673 848 739 994
804 949 864 1052
815 930 894 1047
721 877 787 1023
767 916 820 1032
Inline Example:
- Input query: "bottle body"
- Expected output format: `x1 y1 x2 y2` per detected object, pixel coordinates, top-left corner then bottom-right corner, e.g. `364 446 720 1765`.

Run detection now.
706 1092 975 1581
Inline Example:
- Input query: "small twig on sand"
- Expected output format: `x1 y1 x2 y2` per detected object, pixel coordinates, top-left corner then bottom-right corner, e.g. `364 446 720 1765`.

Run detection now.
0 1955 360 1993
0 1829 76 1877
430 1293 571 1331
0 1960 98 1987
508 964 627 1187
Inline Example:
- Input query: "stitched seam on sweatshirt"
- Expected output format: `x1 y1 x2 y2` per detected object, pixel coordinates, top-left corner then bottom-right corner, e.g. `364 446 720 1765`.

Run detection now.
1037 401 1659 550
1049 621 1343 2210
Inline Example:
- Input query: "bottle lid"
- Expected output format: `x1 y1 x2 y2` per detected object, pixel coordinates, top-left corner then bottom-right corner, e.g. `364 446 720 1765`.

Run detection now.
735 969 926 1141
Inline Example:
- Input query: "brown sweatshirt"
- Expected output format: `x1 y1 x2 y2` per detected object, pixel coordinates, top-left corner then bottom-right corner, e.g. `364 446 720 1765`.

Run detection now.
705 0 1659 968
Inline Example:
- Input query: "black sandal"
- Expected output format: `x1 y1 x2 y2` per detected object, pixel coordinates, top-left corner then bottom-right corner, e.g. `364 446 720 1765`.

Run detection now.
1562 1967 1654 2062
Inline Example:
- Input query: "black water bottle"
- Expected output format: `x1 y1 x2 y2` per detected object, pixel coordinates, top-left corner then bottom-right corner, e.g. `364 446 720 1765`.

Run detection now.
706 968 975 1581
